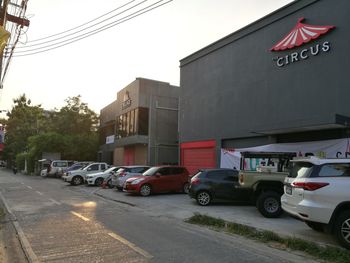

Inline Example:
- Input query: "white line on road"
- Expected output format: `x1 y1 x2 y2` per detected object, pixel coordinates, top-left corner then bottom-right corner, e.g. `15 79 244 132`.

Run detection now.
49 198 61 205
70 211 90 221
108 232 153 259
26 186 33 189
35 191 43 196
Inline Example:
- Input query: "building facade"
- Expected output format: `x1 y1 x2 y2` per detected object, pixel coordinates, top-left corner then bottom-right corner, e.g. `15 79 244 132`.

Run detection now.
99 78 180 166
179 0 350 174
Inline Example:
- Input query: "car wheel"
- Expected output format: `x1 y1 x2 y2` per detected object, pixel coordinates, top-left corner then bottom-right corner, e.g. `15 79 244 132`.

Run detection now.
71 176 83 186
196 191 211 206
107 179 114 189
95 178 103 186
305 221 325 232
183 183 190 194
116 186 123 191
334 210 350 249
140 184 151 197
256 191 283 218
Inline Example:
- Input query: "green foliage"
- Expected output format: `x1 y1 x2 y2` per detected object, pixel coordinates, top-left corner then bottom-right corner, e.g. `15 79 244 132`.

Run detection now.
51 95 99 135
3 94 99 173
3 94 44 163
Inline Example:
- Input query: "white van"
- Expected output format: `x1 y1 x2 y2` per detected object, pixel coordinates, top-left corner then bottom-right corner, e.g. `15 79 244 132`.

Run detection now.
46 160 75 177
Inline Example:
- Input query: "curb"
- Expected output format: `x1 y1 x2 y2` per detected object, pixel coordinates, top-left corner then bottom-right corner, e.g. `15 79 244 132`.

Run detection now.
0 191 40 263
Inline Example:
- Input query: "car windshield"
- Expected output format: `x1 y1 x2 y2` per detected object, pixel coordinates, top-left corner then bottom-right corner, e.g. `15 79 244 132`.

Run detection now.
289 162 314 178
105 166 117 173
143 167 159 176
191 171 202 179
116 168 125 174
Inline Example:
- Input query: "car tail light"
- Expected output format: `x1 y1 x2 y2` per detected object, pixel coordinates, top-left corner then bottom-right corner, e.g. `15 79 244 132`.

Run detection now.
191 177 201 185
239 174 244 184
119 171 127 177
292 182 329 191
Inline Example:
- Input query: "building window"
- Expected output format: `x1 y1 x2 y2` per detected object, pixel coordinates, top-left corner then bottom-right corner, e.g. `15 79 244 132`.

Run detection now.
138 107 149 135
116 107 149 138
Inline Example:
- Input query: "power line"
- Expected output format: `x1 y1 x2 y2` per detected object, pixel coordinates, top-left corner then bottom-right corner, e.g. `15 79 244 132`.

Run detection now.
11 0 173 57
13 0 148 49
1 0 29 83
14 0 138 45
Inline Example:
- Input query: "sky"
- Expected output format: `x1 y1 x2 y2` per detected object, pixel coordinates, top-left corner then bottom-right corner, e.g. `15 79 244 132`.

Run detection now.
0 0 294 115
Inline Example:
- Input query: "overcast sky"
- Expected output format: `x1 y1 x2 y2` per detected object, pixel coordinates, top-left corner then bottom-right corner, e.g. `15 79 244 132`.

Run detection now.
0 0 293 115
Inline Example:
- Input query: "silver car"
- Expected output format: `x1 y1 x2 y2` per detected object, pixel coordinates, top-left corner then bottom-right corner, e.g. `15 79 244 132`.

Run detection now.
112 166 150 190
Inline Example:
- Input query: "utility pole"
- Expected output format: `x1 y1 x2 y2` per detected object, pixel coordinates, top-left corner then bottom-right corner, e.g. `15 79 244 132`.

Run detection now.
0 0 9 26
0 0 9 88
0 0 30 88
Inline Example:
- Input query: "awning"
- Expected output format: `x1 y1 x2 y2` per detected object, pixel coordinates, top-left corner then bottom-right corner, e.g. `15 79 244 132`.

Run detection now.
270 18 335 51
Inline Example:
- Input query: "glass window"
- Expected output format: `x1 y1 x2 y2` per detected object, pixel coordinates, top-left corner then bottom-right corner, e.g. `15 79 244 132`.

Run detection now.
115 108 148 138
207 170 226 179
143 167 159 176
138 107 149 135
318 164 350 177
289 162 314 178
126 111 130 136
172 167 184 174
131 167 148 173
225 170 238 181
134 108 139 134
130 110 135 135
158 167 172 176
87 164 99 171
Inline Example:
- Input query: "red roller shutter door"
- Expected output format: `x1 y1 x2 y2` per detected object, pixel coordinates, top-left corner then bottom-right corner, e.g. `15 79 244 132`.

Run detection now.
181 140 216 175
124 147 135 165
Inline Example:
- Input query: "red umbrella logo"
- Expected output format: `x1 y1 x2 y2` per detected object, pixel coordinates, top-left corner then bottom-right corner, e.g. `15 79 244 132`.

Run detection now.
270 18 335 51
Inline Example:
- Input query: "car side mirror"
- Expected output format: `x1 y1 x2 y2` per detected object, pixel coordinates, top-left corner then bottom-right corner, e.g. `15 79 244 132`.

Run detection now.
155 172 161 177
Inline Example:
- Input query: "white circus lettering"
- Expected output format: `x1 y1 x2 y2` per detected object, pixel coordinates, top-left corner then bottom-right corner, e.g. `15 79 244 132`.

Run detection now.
274 41 331 67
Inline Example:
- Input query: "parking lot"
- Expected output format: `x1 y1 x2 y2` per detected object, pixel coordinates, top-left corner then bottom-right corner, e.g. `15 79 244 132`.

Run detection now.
76 181 338 248
2 169 332 263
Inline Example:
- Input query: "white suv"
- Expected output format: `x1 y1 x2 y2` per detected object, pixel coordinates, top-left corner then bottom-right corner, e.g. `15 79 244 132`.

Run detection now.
281 156 350 249
62 162 108 185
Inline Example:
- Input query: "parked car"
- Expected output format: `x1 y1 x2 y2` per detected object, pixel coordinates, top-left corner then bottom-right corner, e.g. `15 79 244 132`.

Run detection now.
123 166 190 196
46 160 75 177
111 165 150 190
61 161 92 177
62 162 109 185
281 156 350 249
85 166 121 186
189 168 251 206
237 151 296 218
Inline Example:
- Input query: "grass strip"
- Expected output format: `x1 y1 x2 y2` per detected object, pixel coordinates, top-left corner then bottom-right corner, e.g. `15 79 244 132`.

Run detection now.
185 213 350 263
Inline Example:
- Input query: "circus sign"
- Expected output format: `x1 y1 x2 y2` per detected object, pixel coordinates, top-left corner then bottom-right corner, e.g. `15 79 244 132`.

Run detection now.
270 18 335 67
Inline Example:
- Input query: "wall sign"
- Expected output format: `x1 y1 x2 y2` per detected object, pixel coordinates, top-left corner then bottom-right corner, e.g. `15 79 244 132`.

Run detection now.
270 18 335 67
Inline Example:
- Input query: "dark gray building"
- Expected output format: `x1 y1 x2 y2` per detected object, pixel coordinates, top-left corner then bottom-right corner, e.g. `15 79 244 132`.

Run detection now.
99 78 180 166
179 0 350 174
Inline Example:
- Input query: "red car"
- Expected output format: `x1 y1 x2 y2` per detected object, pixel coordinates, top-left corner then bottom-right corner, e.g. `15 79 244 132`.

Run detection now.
123 166 190 196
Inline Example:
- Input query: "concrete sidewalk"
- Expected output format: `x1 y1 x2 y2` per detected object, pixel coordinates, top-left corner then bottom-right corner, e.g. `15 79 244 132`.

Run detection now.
93 187 339 248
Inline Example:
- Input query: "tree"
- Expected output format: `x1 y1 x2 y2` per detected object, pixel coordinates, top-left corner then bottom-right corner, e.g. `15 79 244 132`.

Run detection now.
51 95 99 135
3 94 45 165
3 94 100 173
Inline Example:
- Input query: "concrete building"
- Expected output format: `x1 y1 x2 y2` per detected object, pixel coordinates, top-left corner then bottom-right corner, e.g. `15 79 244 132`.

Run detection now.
179 0 350 174
99 78 180 166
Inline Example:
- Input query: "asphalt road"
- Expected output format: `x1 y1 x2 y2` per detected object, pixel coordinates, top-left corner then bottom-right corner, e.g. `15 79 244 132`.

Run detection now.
0 169 321 263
